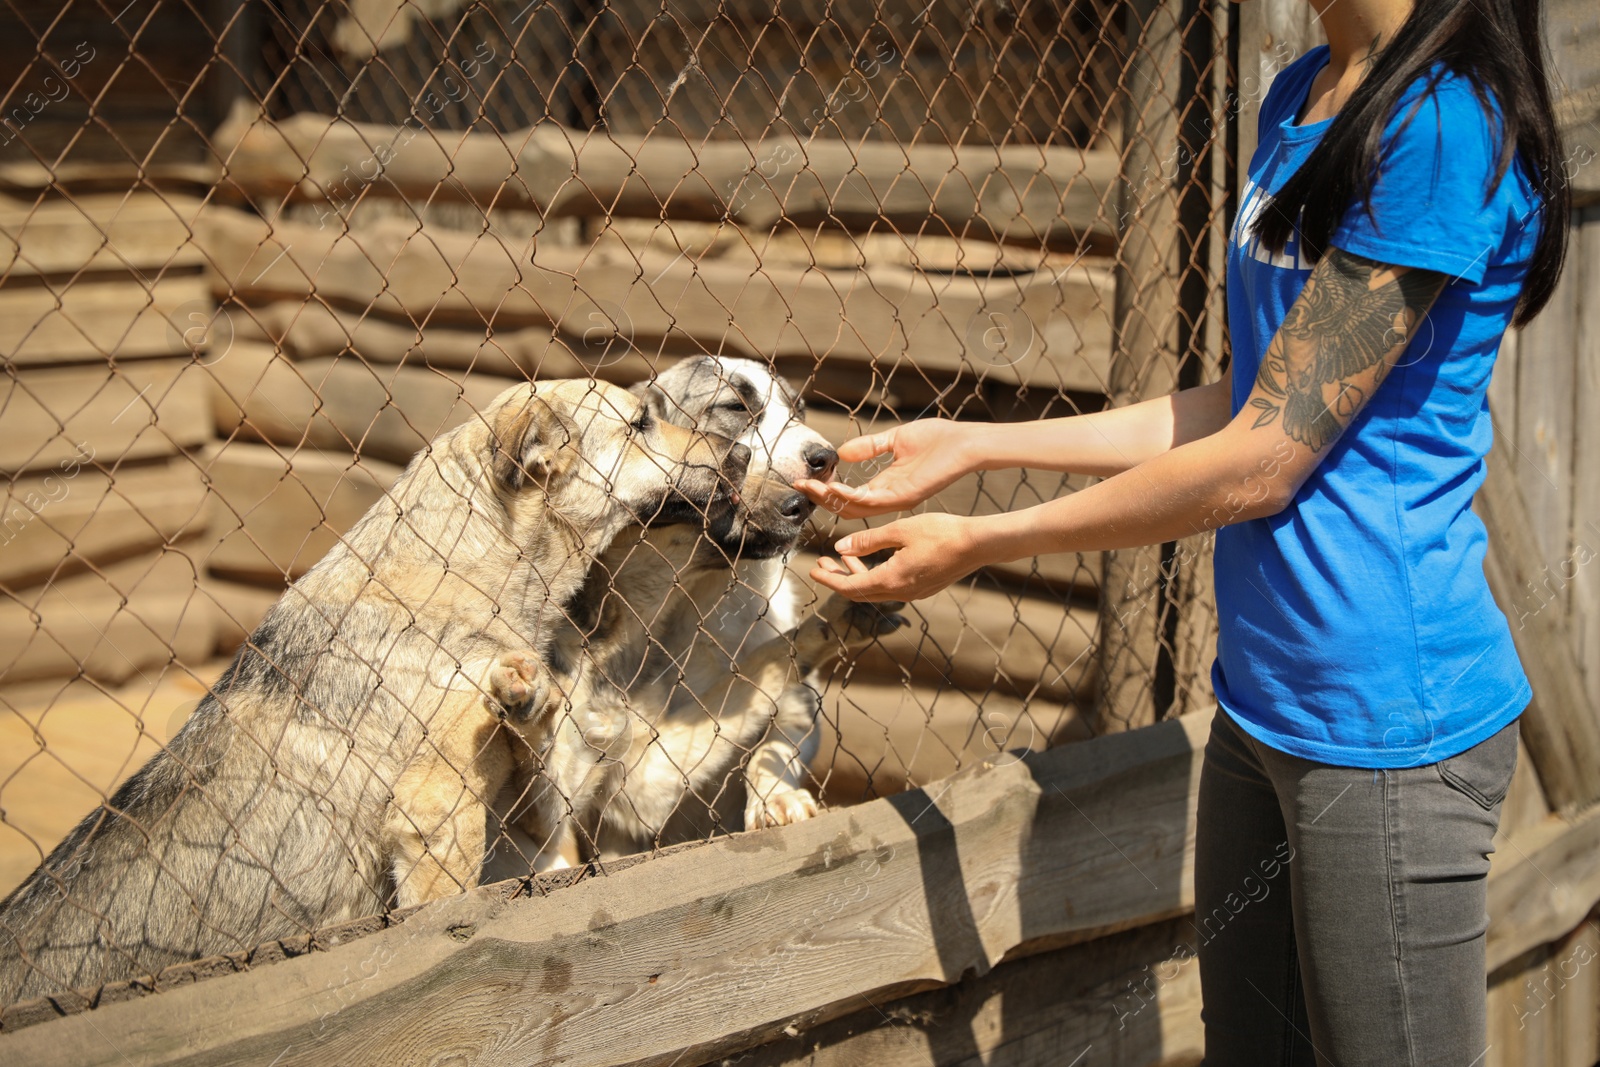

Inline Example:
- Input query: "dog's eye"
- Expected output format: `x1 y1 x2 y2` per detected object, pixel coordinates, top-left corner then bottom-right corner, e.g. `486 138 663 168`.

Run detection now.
630 411 653 433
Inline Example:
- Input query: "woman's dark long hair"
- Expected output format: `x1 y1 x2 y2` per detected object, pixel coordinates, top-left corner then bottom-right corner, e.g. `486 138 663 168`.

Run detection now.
1252 0 1570 325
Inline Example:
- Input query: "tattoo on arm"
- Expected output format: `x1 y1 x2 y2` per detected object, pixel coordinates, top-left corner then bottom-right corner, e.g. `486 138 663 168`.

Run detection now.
1248 248 1446 452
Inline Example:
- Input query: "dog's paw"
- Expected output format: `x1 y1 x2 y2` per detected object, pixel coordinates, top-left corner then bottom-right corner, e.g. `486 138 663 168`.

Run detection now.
797 594 907 662
486 650 557 723
746 787 820 829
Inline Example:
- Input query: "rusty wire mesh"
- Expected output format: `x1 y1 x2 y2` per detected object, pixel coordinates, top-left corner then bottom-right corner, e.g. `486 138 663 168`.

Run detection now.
0 0 1236 1008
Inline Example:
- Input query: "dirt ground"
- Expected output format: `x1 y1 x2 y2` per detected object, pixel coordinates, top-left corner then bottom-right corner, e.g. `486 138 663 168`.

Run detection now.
0 659 231 897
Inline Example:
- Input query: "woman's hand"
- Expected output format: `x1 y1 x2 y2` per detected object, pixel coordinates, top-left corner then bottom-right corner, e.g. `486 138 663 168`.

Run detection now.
794 419 977 519
810 513 989 602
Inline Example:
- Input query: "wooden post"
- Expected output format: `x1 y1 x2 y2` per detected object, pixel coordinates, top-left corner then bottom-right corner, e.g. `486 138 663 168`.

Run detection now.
1098 0 1222 731
1479 421 1600 814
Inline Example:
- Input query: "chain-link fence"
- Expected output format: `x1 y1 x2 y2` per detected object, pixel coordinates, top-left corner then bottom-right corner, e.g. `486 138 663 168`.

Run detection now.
0 0 1237 1009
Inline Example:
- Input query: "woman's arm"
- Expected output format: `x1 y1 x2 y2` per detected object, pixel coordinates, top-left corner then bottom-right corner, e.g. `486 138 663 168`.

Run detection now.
813 247 1448 601
797 378 1233 518
974 377 1234 476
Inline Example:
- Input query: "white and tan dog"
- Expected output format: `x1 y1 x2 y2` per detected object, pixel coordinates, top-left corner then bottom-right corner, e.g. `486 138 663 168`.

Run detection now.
489 357 901 874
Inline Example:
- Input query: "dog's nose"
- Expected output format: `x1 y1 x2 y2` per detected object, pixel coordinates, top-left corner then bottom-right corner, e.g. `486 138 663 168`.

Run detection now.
778 490 813 522
804 444 838 480
724 442 753 478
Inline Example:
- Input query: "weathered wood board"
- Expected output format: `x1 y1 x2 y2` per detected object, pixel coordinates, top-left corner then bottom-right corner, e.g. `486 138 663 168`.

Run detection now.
0 459 209 588
736 918 1201 1067
1487 913 1600 1067
816 679 1089 805
203 209 1115 395
0 276 210 364
1479 426 1600 812
214 110 1122 250
1488 805 1600 973
207 342 510 466
203 442 404 583
793 553 1097 707
0 548 216 686
0 711 1210 1065
0 360 212 475
0 194 205 276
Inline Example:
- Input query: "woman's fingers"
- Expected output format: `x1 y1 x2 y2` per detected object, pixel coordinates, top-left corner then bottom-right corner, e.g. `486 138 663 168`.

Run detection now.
835 431 894 464
810 555 902 601
793 478 900 519
834 523 905 558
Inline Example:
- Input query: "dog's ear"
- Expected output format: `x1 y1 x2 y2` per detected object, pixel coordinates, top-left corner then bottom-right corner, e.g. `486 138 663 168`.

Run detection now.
628 380 670 421
490 397 563 492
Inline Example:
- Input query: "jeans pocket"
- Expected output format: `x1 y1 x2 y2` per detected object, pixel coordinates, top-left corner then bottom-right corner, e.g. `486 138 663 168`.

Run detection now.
1436 718 1520 810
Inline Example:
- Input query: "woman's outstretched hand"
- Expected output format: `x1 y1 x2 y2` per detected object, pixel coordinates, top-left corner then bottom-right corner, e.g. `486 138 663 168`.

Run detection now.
793 418 976 519
810 513 988 602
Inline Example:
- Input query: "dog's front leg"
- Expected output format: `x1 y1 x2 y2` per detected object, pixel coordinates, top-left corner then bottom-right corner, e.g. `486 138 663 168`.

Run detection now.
386 650 557 908
703 595 904 830
744 681 824 828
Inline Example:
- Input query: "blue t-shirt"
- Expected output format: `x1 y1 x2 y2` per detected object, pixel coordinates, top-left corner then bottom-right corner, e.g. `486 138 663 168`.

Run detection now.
1213 45 1537 768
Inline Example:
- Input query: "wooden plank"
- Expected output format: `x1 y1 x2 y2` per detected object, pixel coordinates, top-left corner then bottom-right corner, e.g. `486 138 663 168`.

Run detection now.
1487 805 1600 972
802 407 1099 597
734 918 1201 1067
0 360 212 475
1549 0 1600 205
817 680 1090 807
0 548 216 687
207 342 512 466
226 297 659 383
1502 736 1554 839
0 459 208 588
0 194 205 276
0 276 211 364
0 712 1212 1064
1572 209 1600 720
1479 425 1600 812
213 110 1121 250
1512 223 1580 597
203 209 1116 395
202 442 404 583
794 554 1097 707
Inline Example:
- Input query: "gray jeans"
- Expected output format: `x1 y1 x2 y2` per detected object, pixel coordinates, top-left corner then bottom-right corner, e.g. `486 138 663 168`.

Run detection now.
1195 708 1520 1066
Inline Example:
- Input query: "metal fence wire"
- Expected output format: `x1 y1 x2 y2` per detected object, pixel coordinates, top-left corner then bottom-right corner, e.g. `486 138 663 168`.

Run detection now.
0 0 1235 1008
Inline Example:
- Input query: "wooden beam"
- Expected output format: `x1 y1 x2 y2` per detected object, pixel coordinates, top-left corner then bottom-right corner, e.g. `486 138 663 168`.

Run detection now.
212 110 1121 251
1488 805 1600 972
0 460 208 588
792 553 1097 707
202 209 1115 395
206 342 510 466
1098 0 1187 734
201 442 404 584
735 918 1201 1067
0 276 210 365
0 194 205 277
0 712 1211 1064
0 360 212 476
1549 0 1600 205
0 548 216 687
1479 426 1600 812
816 680 1089 807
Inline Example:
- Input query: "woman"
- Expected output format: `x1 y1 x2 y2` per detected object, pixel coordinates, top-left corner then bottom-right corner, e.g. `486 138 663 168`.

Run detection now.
795 0 1570 1060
